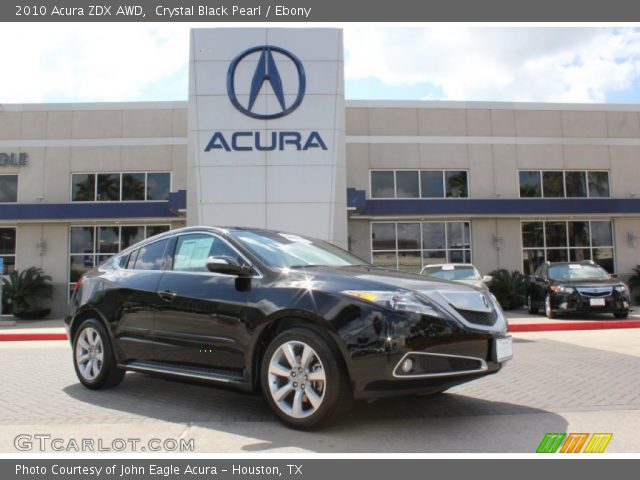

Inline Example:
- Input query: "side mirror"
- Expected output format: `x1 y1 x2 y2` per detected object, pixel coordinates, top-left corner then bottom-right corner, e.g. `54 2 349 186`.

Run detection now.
482 275 493 283
206 256 252 278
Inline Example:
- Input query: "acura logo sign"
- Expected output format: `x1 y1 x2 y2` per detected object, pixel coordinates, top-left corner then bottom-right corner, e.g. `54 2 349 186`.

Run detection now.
226 45 306 120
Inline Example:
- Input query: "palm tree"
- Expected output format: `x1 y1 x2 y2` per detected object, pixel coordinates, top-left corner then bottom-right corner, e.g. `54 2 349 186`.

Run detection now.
2 267 54 317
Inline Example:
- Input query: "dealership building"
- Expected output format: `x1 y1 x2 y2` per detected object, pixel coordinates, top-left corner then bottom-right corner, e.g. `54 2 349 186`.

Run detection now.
2 27 640 317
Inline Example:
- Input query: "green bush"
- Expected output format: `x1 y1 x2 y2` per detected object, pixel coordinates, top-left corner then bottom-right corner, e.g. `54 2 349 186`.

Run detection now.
2 267 54 318
488 269 528 310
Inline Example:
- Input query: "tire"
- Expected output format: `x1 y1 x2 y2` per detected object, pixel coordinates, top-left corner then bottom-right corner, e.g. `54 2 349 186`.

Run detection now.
614 310 629 319
73 318 125 390
527 295 539 314
544 294 555 319
260 326 353 430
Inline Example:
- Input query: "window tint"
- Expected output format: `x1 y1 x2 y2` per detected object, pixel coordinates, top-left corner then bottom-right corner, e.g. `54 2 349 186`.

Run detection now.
371 171 395 198
127 250 139 269
445 171 468 198
147 173 171 201
122 173 146 201
97 173 120 201
420 171 444 198
519 171 541 197
134 239 168 271
565 171 587 197
72 174 95 201
173 234 240 272
588 172 609 197
395 171 419 198
0 175 18 202
542 171 564 197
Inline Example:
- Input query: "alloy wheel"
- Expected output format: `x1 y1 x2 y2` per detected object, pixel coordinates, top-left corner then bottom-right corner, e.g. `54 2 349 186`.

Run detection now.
75 327 104 381
267 340 326 419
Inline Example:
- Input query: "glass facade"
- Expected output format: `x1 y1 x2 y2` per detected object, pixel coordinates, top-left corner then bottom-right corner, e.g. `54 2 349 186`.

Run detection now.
69 224 170 288
521 220 615 274
0 227 16 274
371 170 468 199
371 221 471 273
0 175 18 203
519 170 610 198
71 172 171 202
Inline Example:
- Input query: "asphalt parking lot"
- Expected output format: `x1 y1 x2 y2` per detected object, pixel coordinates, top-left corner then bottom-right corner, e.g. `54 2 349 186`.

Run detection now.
1 328 639 453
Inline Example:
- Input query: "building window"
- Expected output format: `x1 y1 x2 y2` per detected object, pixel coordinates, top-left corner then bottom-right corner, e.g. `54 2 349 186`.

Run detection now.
371 170 469 199
71 172 171 202
0 175 18 203
521 220 615 274
0 227 16 274
69 224 170 289
371 221 471 273
519 170 609 198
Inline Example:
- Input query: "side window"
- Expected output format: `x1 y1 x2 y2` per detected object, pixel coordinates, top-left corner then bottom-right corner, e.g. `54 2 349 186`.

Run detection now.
134 239 168 271
173 234 240 273
126 250 139 269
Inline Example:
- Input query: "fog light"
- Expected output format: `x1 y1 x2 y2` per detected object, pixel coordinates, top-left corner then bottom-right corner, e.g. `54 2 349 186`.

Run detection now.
401 358 414 373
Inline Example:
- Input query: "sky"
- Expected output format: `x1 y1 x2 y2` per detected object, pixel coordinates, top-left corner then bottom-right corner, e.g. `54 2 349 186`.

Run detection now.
3 25 640 104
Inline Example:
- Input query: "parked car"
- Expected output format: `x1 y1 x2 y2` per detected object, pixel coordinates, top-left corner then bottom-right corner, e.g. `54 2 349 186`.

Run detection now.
66 226 512 430
527 260 631 319
420 263 493 293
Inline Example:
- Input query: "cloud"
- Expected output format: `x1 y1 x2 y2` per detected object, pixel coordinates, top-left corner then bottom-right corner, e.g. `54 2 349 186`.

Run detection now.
344 27 640 102
0 24 189 103
3 26 640 104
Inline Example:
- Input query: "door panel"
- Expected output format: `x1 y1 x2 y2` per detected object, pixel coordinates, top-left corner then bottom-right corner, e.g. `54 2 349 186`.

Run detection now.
152 233 250 370
101 238 171 361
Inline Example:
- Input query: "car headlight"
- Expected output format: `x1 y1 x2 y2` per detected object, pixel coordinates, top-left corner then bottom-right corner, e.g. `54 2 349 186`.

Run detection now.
550 285 574 294
342 290 442 317
615 285 629 294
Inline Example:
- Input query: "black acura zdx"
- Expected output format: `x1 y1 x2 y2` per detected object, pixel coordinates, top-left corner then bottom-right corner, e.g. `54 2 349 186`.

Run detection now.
66 226 512 429
527 261 631 319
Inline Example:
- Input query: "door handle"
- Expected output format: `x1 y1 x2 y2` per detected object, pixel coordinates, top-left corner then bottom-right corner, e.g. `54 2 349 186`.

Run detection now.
158 290 177 302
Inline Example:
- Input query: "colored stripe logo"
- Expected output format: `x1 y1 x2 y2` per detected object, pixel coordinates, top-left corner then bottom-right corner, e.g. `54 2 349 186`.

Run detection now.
537 433 613 453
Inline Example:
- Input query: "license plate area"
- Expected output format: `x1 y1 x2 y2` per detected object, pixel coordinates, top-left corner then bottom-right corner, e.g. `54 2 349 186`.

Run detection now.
590 298 606 307
494 336 513 362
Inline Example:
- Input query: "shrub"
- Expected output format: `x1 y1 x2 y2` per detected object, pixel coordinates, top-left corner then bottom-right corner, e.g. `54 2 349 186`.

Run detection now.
2 267 54 318
487 269 528 310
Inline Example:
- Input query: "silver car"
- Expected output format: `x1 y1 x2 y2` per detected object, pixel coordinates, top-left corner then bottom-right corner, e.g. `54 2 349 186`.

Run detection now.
420 263 492 293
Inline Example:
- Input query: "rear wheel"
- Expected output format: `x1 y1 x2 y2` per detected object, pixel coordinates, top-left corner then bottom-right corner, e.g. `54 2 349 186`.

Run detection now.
260 327 352 430
527 295 538 314
544 294 555 319
73 319 125 390
614 310 629 319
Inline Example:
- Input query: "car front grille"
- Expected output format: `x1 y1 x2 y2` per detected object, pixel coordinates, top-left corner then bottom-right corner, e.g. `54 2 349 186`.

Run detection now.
576 287 613 297
453 307 498 326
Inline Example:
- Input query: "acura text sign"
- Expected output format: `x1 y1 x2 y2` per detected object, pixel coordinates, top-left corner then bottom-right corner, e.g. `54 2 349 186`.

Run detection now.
187 28 347 247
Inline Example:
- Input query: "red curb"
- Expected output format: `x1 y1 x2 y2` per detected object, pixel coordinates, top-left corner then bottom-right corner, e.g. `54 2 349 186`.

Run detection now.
509 320 640 332
0 332 68 342
1 321 640 341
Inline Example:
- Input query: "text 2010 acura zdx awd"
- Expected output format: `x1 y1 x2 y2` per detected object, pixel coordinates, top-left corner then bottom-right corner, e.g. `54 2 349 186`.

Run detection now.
66 226 512 429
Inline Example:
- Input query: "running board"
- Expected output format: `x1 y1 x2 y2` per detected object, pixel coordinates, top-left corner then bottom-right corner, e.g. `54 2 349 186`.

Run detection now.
119 360 245 384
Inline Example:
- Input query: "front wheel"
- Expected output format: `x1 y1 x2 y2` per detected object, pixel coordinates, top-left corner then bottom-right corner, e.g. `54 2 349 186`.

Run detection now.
614 310 629 319
260 327 352 430
73 319 125 390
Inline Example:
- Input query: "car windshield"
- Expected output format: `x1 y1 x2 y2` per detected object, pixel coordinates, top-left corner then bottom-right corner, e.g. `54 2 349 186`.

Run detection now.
421 265 480 281
232 230 367 269
548 264 610 281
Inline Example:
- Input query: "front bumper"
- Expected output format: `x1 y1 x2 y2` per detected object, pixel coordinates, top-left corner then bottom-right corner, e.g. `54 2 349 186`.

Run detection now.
550 292 630 314
344 307 509 400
